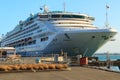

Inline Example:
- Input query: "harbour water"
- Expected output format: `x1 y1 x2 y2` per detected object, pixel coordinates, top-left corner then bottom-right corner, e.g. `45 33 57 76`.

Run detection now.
93 53 120 71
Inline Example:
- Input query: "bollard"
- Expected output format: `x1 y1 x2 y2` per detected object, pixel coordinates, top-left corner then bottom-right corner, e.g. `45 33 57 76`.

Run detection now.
54 54 59 63
35 58 41 63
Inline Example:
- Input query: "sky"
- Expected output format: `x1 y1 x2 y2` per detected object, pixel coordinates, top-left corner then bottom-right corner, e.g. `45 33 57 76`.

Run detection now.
0 0 120 53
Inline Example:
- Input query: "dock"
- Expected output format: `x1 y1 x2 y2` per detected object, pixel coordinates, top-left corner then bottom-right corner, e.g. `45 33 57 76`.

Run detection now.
88 60 120 66
0 66 120 80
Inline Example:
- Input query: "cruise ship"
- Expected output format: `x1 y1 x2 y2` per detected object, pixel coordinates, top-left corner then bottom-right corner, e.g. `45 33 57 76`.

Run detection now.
1 5 117 57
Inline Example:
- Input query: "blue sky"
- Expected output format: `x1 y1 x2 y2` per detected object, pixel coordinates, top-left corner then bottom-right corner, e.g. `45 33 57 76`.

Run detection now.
0 0 120 53
0 0 120 34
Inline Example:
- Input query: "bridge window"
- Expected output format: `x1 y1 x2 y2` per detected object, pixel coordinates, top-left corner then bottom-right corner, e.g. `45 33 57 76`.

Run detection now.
62 15 85 19
51 15 61 18
51 14 85 19
39 15 48 18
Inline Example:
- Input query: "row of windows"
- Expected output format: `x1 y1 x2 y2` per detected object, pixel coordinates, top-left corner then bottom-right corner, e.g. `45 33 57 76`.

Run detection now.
24 21 34 27
39 14 85 19
16 40 36 47
24 23 37 30
6 40 36 47
4 26 39 43
39 15 48 18
5 37 32 46
4 23 38 41
51 15 85 19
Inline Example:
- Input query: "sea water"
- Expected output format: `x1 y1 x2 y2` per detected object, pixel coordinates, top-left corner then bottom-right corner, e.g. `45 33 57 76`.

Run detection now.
93 54 120 71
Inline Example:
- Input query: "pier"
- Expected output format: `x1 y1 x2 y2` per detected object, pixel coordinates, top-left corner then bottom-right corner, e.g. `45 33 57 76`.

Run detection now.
0 66 120 80
88 60 120 67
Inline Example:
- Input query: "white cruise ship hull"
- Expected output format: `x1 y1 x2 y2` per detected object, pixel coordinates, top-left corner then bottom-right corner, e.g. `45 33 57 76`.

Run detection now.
41 29 117 57
12 28 116 57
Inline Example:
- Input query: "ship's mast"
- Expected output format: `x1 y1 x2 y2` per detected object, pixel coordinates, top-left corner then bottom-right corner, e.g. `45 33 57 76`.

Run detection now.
63 2 66 12
105 4 109 28
44 4 49 13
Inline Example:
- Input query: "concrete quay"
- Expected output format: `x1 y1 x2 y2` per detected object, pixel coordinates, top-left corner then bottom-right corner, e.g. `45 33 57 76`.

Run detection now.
0 66 120 80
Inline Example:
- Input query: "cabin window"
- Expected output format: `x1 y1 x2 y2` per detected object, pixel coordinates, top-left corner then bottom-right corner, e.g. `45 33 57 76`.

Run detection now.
41 37 49 42
28 42 32 45
33 40 36 44
92 36 95 38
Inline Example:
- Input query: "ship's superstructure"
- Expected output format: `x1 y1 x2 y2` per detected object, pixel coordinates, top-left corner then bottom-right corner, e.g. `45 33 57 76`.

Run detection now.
1 6 117 57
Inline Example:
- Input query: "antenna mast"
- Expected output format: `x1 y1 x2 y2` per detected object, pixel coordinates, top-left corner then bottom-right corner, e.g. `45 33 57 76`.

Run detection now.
63 2 66 12
105 4 109 28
